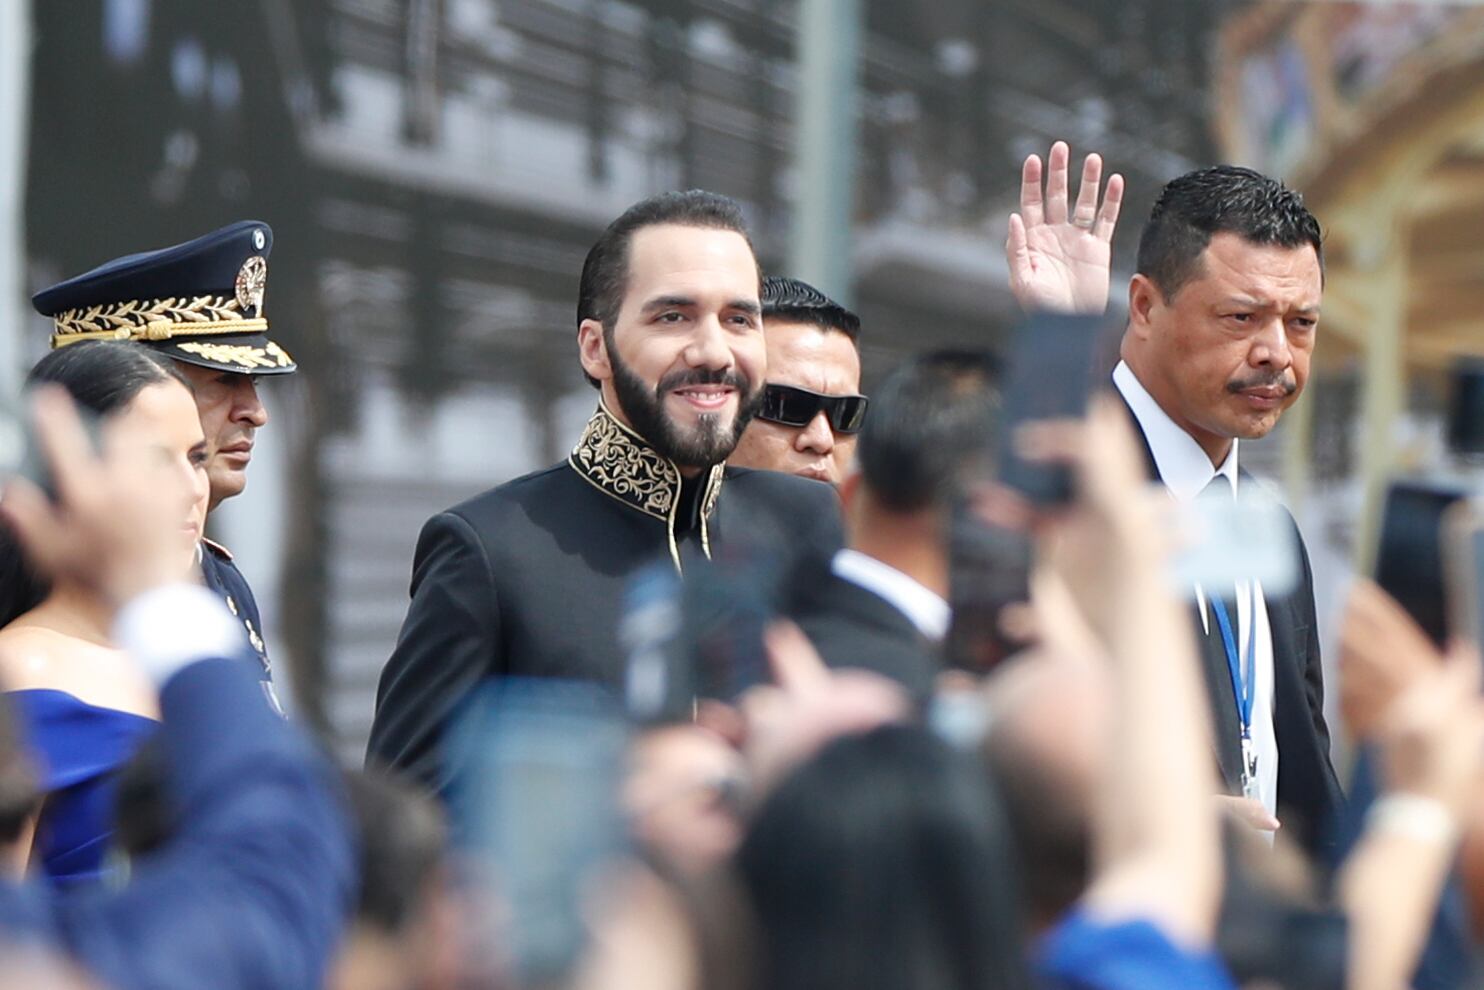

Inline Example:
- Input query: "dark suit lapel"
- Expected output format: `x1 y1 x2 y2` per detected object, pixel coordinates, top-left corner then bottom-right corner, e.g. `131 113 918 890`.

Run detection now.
1116 390 1243 789
833 575 931 650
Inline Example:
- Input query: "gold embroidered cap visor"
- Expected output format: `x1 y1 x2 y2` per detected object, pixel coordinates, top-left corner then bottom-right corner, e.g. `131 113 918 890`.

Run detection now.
31 220 297 377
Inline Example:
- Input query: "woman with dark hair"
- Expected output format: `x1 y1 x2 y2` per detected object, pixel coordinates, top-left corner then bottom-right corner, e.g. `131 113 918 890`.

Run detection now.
735 724 1030 990
0 341 209 885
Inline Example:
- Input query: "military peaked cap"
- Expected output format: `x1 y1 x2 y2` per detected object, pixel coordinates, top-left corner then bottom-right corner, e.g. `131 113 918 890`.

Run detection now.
32 220 296 376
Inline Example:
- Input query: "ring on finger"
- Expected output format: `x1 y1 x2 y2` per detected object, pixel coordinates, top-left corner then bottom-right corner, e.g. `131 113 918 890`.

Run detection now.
1071 214 1096 229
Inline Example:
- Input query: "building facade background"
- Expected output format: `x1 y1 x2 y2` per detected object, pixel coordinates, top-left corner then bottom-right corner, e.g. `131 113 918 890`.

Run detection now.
15 1 1476 760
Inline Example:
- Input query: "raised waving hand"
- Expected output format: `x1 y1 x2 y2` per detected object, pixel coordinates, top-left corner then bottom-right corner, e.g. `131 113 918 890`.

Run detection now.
1007 141 1124 315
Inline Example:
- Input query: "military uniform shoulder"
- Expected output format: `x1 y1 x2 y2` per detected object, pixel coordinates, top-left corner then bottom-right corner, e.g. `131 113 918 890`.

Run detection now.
201 537 234 562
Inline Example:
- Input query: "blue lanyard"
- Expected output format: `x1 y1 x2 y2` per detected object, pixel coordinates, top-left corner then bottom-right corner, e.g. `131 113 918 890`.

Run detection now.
1209 588 1255 737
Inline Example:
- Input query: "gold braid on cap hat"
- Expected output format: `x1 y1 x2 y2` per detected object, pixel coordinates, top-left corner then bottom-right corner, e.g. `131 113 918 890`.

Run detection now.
49 256 269 349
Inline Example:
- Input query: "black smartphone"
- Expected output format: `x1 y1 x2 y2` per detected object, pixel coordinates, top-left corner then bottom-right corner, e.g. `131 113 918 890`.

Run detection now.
945 498 1034 674
1374 480 1470 648
1447 358 1484 455
452 680 630 988
993 312 1114 505
623 533 783 724
0 394 102 502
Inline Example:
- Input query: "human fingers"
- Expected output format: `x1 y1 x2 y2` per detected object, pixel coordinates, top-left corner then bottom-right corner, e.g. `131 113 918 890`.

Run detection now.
27 387 101 511
764 620 830 694
1079 395 1148 496
0 477 70 578
1442 638 1483 696
1007 213 1032 285
1044 141 1070 225
1071 153 1102 229
1012 418 1086 467
1095 172 1125 242
1020 154 1045 228
1215 794 1281 832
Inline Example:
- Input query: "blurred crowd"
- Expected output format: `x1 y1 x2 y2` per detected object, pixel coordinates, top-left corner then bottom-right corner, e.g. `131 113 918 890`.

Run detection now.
1 137 1483 990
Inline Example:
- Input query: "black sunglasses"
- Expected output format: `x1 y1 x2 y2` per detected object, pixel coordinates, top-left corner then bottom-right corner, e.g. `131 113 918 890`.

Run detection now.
756 384 869 435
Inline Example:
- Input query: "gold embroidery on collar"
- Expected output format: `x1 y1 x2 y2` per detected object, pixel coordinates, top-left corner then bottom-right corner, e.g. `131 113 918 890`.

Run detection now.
569 403 680 522
568 403 727 571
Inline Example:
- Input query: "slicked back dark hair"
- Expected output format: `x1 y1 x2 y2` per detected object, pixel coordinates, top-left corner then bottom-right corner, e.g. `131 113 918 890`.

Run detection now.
761 276 861 342
858 349 999 514
1136 165 1323 301
579 189 760 388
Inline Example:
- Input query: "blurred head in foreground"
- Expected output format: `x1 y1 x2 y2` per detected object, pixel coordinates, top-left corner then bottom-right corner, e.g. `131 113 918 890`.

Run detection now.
735 725 1028 990
327 769 456 990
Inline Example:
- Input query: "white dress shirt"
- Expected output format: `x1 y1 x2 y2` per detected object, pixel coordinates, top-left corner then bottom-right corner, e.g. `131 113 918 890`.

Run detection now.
1113 361 1279 819
831 549 951 642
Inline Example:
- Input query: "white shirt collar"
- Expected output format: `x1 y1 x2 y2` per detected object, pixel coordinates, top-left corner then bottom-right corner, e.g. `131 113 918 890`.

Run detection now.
831 549 951 641
1112 361 1238 501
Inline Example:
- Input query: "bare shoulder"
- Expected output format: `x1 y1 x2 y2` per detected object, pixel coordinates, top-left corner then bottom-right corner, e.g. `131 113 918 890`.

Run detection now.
0 623 77 689
0 624 157 716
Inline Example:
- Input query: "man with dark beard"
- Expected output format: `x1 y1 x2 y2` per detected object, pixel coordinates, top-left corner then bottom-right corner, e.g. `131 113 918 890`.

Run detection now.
367 191 843 793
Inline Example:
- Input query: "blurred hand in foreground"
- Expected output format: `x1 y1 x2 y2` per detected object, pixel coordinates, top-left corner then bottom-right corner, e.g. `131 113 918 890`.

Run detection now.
1375 639 1484 819
1007 140 1124 315
0 387 191 614
737 621 910 798
1013 394 1172 644
1340 579 1443 742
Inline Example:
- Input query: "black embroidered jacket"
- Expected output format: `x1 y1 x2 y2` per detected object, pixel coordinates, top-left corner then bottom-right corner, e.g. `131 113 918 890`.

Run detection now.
367 403 844 793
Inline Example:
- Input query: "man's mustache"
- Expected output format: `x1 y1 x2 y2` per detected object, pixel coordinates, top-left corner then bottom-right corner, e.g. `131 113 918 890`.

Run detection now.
1226 372 1297 396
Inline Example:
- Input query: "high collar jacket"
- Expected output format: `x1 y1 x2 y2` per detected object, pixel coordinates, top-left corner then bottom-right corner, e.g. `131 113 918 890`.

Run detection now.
368 403 844 793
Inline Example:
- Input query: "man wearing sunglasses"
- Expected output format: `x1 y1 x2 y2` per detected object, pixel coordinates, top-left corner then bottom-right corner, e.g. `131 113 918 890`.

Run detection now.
729 276 867 486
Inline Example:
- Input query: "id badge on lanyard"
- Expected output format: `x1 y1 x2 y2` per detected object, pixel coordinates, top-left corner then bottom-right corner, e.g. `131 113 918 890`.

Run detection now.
1211 586 1259 801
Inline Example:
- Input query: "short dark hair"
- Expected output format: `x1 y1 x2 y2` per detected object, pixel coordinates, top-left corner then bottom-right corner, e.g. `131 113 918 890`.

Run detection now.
579 190 760 388
1136 165 1324 301
0 342 193 628
344 769 447 934
761 276 861 342
857 349 999 514
736 726 1029 990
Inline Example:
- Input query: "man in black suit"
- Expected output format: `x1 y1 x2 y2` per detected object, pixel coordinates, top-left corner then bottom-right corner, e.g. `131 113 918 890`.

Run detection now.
1006 142 1341 856
791 350 999 700
368 191 842 793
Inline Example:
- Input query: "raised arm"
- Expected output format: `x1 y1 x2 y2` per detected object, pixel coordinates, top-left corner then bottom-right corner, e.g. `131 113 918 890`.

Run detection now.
1023 396 1222 947
1336 581 1484 990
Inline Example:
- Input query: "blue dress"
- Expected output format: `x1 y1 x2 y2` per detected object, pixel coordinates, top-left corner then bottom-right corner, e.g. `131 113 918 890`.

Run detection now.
1038 909 1237 990
9 689 158 887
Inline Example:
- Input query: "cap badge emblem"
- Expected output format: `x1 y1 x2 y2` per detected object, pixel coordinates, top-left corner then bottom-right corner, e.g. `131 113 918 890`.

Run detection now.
235 256 268 314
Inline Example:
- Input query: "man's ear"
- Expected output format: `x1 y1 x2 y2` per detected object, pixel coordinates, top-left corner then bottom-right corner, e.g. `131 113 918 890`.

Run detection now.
578 319 612 383
1126 275 1161 341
